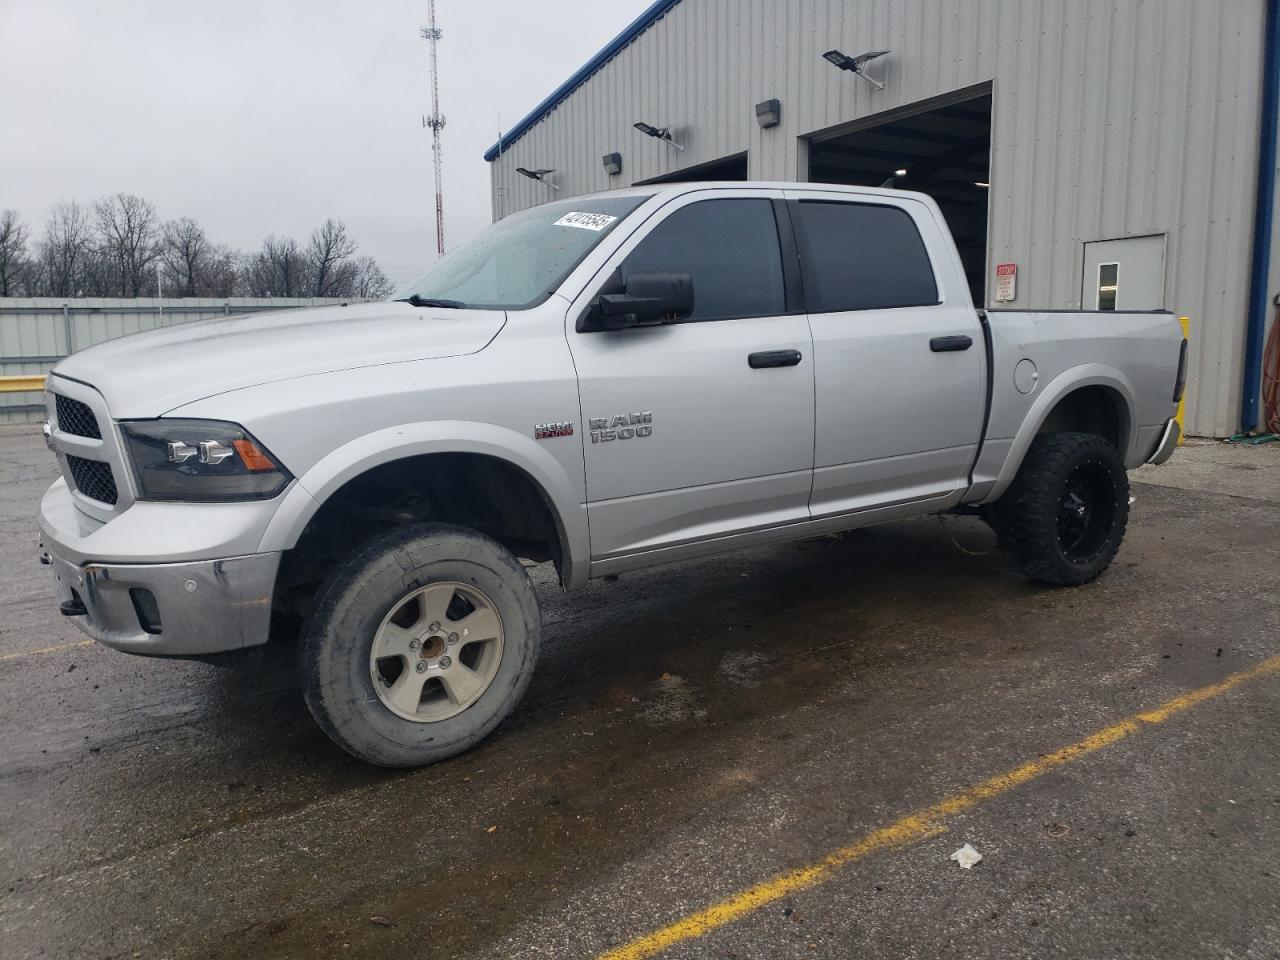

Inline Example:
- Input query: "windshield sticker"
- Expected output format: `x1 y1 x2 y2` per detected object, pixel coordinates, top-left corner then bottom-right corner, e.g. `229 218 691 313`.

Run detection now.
553 211 618 231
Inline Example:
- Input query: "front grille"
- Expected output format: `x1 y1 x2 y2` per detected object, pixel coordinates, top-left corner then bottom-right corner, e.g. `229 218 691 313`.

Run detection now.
56 394 101 439
66 455 118 505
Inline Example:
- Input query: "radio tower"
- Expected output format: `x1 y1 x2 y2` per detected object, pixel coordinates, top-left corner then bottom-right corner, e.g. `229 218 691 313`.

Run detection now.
421 1 446 256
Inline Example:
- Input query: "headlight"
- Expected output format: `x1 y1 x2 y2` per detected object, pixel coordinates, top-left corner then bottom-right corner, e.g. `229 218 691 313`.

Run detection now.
121 419 292 502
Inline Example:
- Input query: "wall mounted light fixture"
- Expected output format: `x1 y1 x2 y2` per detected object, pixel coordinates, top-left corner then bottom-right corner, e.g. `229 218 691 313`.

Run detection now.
515 167 560 191
822 49 890 91
755 99 781 128
634 121 685 151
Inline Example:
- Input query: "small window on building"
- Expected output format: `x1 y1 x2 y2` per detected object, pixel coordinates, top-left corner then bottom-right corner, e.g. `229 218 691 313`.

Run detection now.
1097 262 1119 311
621 198 786 321
790 200 939 313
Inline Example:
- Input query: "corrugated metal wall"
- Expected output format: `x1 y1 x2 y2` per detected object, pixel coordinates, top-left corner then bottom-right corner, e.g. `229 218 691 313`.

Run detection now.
0 297 358 424
489 0 1270 437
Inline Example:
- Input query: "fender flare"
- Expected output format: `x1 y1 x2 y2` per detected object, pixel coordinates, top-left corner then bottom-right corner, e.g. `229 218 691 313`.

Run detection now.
257 421 589 588
981 364 1138 504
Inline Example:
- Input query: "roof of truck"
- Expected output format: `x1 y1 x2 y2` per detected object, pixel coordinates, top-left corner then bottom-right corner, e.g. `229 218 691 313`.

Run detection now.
567 181 937 203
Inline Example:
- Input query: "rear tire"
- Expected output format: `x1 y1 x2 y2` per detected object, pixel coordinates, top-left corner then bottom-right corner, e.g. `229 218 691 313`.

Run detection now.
993 432 1129 586
300 522 540 767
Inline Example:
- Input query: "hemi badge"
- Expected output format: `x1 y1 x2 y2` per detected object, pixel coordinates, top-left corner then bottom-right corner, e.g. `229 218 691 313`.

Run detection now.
534 421 574 440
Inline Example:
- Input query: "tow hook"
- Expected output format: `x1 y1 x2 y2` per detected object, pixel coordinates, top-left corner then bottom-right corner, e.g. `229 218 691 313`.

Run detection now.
59 598 87 618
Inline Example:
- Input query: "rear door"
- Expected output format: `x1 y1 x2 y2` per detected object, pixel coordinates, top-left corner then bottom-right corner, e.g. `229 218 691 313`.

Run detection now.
784 190 985 515
567 190 815 561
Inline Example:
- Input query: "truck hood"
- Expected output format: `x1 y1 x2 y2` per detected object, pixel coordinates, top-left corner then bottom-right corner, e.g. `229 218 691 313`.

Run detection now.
51 301 507 418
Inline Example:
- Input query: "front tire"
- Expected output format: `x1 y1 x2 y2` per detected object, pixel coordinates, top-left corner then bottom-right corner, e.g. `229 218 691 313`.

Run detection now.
300 523 540 767
993 432 1129 586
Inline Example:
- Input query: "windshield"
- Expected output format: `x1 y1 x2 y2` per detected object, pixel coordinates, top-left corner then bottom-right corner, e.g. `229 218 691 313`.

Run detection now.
396 195 649 309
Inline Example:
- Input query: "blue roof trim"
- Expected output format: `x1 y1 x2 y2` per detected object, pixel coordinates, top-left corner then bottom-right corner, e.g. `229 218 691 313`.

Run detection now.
484 0 685 162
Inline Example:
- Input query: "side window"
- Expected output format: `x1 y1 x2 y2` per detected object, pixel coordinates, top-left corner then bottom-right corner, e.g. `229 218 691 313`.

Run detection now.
1097 262 1119 311
621 198 786 321
791 201 939 312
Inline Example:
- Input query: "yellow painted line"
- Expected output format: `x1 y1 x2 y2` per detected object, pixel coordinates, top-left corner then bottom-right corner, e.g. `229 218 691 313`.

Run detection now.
600 654 1280 960
0 639 94 662
0 374 46 393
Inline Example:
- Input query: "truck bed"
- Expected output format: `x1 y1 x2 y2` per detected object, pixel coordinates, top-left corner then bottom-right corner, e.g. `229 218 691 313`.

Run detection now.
966 308 1184 503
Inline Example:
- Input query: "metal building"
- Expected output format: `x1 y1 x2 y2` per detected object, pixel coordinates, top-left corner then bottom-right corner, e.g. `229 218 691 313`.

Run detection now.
486 0 1280 438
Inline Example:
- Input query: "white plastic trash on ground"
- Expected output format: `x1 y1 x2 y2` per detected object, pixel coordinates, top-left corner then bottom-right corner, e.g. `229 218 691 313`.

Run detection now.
949 843 983 869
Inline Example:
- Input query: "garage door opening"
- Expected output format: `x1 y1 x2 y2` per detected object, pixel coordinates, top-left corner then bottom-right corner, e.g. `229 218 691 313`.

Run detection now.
634 151 748 186
808 91 992 305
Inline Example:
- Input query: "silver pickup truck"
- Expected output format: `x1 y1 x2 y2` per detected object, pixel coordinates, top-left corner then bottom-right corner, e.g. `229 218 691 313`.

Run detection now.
37 182 1186 766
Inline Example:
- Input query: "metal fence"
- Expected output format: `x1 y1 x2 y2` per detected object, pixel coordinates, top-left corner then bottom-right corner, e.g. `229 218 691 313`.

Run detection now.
0 297 363 424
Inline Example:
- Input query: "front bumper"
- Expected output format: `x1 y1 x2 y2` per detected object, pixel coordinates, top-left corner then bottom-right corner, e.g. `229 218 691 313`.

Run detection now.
42 548 279 656
38 478 281 657
1146 417 1181 465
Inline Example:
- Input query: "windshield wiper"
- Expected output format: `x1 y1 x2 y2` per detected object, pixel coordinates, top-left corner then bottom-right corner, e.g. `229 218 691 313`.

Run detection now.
398 294 467 309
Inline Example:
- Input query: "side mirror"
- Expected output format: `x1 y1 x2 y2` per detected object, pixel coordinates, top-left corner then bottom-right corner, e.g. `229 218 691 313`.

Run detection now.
594 271 694 330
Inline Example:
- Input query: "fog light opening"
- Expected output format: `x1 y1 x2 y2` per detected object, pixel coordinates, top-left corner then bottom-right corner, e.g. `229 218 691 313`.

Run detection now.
130 588 163 635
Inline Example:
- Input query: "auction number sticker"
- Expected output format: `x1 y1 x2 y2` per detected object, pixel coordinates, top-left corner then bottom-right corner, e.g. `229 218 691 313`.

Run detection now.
554 211 618 231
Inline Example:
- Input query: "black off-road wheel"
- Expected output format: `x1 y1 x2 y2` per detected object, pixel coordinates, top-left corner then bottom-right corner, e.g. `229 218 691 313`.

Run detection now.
992 432 1129 586
300 522 540 767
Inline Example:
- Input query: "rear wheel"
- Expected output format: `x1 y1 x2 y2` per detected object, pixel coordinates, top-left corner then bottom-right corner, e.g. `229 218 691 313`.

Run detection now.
993 432 1129 586
300 523 540 767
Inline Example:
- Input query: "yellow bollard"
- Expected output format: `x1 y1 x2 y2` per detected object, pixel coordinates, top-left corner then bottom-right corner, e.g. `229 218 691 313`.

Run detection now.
1175 316 1190 444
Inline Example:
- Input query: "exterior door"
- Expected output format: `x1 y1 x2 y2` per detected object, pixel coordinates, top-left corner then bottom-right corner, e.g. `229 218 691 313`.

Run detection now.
784 189 986 515
1082 235 1167 311
568 191 815 561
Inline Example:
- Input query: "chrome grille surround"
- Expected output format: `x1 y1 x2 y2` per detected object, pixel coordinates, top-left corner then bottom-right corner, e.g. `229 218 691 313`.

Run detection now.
44 376 135 521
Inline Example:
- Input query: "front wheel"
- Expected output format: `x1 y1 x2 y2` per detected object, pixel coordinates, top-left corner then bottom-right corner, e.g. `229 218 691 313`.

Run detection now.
992 432 1129 586
300 523 540 767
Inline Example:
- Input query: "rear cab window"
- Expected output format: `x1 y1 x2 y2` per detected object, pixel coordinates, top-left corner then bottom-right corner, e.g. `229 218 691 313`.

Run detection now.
789 200 939 312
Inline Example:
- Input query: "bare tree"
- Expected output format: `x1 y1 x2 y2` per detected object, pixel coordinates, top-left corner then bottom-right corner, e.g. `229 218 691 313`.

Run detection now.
79 244 119 296
15 198 392 300
0 209 31 296
246 235 307 297
94 193 160 296
352 255 394 299
38 201 93 297
160 217 209 296
204 244 242 297
306 218 358 296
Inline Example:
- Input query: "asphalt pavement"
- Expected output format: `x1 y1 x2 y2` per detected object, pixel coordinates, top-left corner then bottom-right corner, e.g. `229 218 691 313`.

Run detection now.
1 427 1277 959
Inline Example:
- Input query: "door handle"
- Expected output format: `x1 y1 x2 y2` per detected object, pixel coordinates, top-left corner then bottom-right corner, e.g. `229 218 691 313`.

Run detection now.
748 349 803 369
930 335 974 352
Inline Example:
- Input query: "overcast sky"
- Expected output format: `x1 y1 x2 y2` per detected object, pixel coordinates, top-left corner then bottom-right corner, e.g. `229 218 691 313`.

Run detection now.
0 0 653 286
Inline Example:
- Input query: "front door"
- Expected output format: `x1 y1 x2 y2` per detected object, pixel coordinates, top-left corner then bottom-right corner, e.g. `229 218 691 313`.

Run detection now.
784 189 987 515
567 190 815 561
